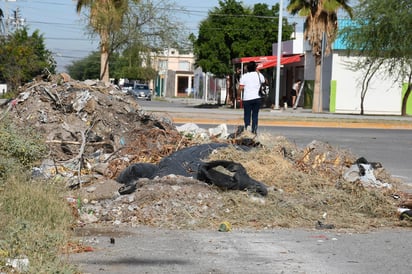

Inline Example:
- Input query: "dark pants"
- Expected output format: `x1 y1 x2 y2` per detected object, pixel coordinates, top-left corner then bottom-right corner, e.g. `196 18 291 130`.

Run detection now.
243 98 261 134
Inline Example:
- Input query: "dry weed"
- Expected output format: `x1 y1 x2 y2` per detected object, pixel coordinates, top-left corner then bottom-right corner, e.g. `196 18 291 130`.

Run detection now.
202 139 403 230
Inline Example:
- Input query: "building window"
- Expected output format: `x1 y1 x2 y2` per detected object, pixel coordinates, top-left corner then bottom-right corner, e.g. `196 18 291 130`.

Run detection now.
178 61 190 71
159 60 167 70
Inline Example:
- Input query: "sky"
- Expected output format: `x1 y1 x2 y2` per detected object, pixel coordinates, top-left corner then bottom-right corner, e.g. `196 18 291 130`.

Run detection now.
1 0 304 72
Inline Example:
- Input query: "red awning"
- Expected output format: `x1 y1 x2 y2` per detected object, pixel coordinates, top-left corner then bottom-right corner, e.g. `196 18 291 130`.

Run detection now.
232 56 278 63
258 55 302 69
232 54 302 70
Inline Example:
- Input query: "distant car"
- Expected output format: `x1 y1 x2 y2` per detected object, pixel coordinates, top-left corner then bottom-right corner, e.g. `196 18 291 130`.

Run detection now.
128 84 151 101
121 83 133 93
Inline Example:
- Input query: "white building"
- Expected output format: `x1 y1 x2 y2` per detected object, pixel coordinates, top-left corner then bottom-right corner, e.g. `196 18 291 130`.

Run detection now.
304 19 411 115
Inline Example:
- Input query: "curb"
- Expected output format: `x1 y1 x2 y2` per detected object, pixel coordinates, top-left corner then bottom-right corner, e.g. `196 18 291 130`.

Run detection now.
171 116 412 129
154 111 412 130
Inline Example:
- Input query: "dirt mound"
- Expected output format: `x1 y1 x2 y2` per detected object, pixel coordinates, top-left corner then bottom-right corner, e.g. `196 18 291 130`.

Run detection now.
2 76 411 231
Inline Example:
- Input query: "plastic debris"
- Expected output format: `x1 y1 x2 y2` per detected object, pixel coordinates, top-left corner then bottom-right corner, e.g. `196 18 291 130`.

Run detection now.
218 221 232 232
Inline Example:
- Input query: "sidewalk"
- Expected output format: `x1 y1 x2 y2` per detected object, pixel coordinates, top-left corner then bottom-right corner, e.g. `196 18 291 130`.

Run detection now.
146 98 412 130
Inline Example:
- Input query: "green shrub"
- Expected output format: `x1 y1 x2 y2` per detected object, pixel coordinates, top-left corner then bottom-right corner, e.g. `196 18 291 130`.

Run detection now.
0 117 47 183
0 120 47 167
0 117 78 272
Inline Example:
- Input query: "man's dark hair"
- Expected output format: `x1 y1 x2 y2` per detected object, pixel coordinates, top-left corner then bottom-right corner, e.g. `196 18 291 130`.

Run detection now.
247 61 257 72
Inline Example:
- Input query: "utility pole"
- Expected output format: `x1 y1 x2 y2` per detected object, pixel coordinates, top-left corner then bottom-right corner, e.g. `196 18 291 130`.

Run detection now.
0 7 5 35
10 7 25 31
1 0 25 36
274 0 283 110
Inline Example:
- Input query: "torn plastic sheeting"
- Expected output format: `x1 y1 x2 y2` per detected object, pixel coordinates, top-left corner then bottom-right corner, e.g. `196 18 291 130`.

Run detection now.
197 160 268 196
177 123 231 140
176 123 209 139
116 143 268 196
72 90 92 112
117 143 231 184
208 124 229 139
343 163 392 189
156 143 232 177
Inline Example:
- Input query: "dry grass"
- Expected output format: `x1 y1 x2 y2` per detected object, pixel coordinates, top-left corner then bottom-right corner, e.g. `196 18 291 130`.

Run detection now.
0 174 77 273
204 134 405 231
71 132 410 232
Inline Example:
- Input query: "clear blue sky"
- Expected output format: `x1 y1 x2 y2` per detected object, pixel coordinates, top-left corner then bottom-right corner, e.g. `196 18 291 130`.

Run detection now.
2 0 301 72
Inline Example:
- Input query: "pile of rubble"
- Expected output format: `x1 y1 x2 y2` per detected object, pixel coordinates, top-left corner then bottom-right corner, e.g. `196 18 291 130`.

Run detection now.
2 75 411 230
4 76 194 185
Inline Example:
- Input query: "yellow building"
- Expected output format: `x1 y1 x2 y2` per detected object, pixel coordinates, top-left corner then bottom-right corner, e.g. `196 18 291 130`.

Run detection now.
152 48 195 97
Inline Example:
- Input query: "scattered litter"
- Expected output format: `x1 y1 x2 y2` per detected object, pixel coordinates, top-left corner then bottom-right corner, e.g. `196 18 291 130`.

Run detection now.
62 242 94 254
316 221 335 230
218 221 232 232
399 209 412 221
6 257 29 272
343 157 392 189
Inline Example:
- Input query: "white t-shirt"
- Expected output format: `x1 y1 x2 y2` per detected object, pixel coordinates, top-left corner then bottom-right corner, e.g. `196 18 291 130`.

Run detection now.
293 81 300 91
239 71 265 101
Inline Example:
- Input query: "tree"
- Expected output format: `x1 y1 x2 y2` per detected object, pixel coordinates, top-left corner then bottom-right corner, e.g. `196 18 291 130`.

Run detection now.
193 0 294 77
66 51 101 80
356 60 384 115
287 0 353 113
76 0 185 83
340 0 412 116
112 0 184 81
111 44 157 81
76 0 132 83
0 28 55 92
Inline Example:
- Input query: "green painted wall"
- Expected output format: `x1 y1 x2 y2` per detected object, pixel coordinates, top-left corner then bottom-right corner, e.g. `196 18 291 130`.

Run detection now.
402 83 412 115
330 80 336 113
304 80 314 109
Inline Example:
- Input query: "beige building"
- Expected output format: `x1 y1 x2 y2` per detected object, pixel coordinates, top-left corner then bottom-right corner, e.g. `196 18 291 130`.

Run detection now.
152 48 195 97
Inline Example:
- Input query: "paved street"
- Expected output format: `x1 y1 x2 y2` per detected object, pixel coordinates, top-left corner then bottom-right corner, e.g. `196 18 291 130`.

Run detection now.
71 226 412 274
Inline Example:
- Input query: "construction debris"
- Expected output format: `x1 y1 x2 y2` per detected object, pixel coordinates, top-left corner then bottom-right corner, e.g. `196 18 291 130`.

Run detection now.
2 75 411 231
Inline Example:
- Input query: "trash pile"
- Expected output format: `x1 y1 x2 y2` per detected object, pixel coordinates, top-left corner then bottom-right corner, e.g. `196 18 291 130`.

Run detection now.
3 76 193 186
2 75 411 231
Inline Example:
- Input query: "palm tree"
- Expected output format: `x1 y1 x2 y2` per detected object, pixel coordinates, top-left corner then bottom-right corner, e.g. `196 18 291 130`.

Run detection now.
76 0 129 83
287 0 353 113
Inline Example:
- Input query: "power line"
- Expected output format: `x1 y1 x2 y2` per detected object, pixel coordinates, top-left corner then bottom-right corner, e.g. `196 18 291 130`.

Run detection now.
45 36 98 41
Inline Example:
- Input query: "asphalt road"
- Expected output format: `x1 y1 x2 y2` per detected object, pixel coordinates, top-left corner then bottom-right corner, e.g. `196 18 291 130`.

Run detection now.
69 98 412 274
71 226 412 274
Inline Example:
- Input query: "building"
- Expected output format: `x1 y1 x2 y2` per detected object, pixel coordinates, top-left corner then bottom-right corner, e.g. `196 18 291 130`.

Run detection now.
232 32 305 108
304 19 411 115
272 32 306 108
151 48 226 103
152 48 195 97
152 20 412 115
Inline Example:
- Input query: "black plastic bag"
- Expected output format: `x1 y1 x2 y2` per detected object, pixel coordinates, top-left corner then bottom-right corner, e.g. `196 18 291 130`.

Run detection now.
197 160 268 196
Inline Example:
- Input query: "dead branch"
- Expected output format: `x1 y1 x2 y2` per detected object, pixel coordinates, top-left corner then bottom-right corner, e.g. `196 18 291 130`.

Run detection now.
46 140 111 146
42 86 58 104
